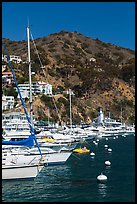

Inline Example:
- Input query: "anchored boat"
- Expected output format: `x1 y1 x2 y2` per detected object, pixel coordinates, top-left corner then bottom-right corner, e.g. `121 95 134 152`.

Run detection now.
73 146 90 154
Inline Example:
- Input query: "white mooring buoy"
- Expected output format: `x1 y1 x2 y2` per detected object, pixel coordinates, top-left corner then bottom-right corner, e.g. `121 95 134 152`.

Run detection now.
108 148 112 152
105 160 111 166
104 144 108 148
97 173 107 182
90 152 95 156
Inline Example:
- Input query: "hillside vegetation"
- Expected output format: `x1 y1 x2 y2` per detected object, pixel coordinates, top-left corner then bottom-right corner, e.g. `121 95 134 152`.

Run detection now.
2 31 135 124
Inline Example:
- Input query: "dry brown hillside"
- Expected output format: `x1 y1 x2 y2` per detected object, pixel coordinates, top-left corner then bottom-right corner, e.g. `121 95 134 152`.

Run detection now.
2 31 135 124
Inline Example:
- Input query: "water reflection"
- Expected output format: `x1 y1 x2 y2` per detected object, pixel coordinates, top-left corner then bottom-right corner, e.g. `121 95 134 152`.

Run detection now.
98 183 107 198
90 156 95 160
105 165 111 170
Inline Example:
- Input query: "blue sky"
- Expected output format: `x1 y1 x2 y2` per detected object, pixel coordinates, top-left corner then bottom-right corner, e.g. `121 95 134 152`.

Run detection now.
2 2 135 50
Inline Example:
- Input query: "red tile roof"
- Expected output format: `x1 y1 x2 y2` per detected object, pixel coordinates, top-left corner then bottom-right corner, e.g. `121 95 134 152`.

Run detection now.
2 72 12 75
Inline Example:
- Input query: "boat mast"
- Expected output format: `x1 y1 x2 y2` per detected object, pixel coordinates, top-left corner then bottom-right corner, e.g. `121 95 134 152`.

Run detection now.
108 111 110 119
121 107 123 124
27 25 33 126
69 89 72 134
48 107 50 128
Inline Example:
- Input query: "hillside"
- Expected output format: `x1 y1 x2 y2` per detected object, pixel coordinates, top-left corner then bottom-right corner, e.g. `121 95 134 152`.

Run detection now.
2 31 135 124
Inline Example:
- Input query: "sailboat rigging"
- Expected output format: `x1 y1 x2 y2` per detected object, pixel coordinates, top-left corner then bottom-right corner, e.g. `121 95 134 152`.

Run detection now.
2 26 42 157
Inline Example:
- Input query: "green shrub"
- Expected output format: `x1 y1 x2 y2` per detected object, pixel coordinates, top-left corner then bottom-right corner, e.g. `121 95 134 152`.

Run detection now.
48 44 55 49
58 97 69 107
81 43 89 49
40 94 54 109
3 87 18 98
68 33 73 38
74 47 83 54
48 48 56 53
57 86 65 92
63 44 69 49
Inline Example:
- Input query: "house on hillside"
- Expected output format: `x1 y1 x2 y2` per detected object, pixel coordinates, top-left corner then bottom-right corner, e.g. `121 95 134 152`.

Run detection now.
2 54 22 64
2 65 7 72
37 81 52 95
16 83 37 99
2 54 7 62
2 71 14 86
16 82 52 99
9 55 22 64
2 95 14 110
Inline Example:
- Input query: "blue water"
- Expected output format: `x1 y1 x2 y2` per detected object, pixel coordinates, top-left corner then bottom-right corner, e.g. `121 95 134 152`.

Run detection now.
2 134 135 202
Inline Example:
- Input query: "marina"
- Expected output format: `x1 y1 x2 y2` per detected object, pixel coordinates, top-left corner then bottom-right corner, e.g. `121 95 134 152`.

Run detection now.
2 2 135 202
2 133 135 202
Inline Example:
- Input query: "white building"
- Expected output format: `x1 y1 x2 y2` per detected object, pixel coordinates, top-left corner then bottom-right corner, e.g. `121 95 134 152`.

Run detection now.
2 54 7 62
16 82 52 99
2 54 22 64
2 65 7 72
16 83 37 99
2 95 14 110
2 72 14 86
9 55 22 64
37 81 52 95
90 57 96 62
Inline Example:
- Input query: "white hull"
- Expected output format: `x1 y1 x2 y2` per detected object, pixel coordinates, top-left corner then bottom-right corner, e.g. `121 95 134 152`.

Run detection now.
25 151 72 165
42 151 72 165
98 130 128 137
39 141 78 151
3 151 72 166
2 164 43 180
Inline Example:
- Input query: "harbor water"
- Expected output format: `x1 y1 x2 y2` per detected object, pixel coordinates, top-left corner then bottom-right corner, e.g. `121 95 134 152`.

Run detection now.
2 134 135 202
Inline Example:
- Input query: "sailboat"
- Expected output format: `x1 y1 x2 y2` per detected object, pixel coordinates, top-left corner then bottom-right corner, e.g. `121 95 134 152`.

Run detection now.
2 25 74 173
2 25 44 180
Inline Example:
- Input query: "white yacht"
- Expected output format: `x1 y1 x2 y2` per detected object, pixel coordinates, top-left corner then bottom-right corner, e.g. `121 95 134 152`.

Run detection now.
92 108 135 137
2 145 73 166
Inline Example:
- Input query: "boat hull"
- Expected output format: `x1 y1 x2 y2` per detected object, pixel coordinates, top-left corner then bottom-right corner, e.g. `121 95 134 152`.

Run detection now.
2 164 43 180
42 152 72 165
3 151 72 167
